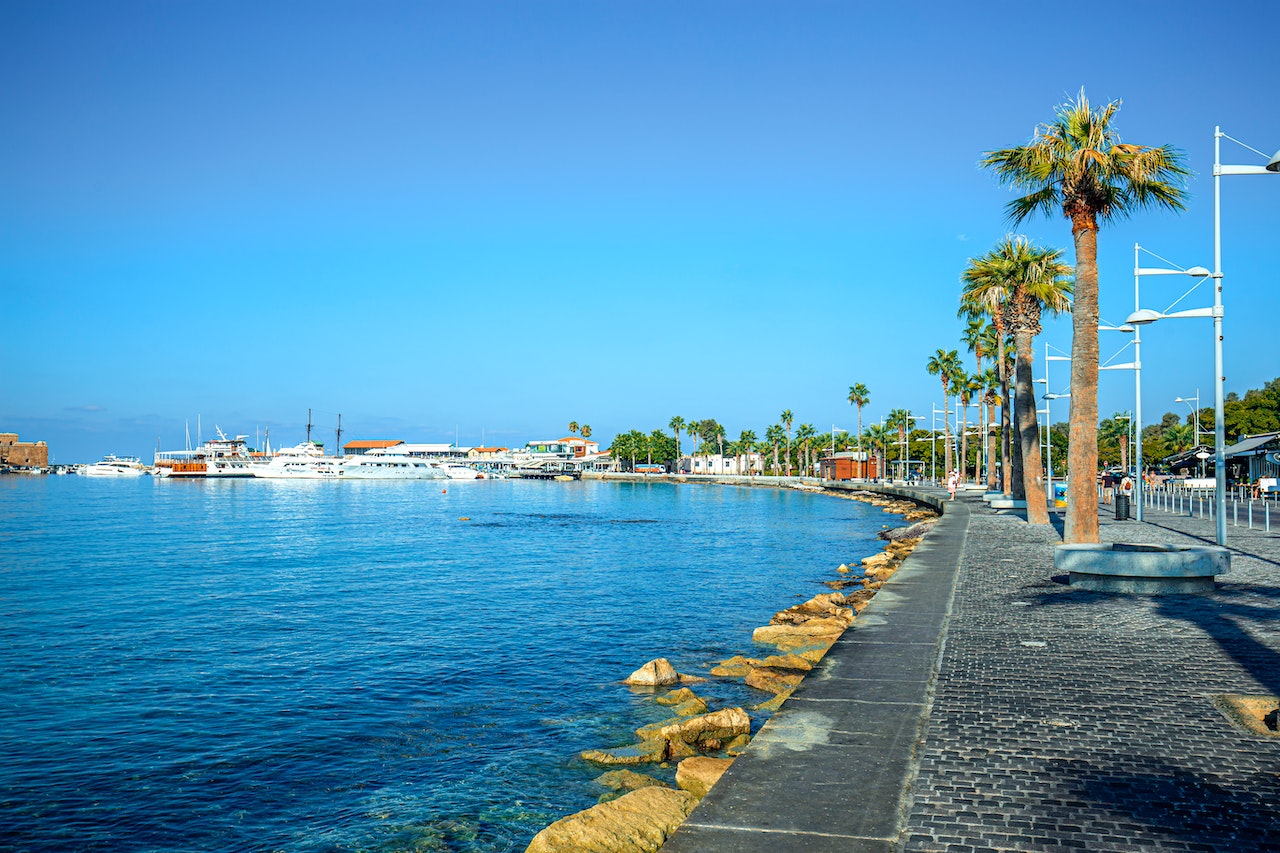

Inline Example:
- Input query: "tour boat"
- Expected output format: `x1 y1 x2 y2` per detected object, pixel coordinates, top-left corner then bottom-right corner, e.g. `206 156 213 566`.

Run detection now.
81 455 149 477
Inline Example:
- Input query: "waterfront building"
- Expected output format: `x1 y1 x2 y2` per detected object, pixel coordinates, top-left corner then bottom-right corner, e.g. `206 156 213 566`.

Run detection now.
818 451 876 480
0 433 49 470
678 453 763 476
343 440 404 456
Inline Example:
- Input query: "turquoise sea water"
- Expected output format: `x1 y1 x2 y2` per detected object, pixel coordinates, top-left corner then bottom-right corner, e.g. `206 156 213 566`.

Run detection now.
0 476 890 852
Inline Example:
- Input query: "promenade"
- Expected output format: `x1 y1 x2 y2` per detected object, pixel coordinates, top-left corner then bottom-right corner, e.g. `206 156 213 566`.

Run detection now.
663 487 1280 852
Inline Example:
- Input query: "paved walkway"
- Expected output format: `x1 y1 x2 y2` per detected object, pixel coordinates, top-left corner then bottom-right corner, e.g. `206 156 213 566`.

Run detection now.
663 488 1280 852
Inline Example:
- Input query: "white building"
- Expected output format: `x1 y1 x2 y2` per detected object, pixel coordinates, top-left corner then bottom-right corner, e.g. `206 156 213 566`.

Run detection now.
679 453 764 475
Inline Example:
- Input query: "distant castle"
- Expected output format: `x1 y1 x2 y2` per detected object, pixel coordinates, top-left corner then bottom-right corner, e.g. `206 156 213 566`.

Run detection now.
0 433 49 469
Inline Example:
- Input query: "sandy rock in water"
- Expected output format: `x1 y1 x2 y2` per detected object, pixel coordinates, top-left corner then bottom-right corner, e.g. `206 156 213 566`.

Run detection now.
710 655 758 677
594 769 664 792
654 687 698 707
525 786 698 853
675 756 734 799
879 520 936 541
752 689 793 713
581 740 669 766
659 707 750 750
625 659 679 687
671 697 709 717
758 653 812 672
745 666 804 694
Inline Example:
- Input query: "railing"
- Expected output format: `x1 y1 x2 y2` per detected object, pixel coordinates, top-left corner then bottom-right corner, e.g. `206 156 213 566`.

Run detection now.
1138 482 1277 534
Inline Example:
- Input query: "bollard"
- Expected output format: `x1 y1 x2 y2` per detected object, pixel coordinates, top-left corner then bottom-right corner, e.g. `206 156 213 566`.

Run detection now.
1233 500 1237 527
1249 499 1254 530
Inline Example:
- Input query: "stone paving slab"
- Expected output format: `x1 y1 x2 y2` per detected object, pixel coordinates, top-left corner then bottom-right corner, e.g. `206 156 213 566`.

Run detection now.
663 485 1280 852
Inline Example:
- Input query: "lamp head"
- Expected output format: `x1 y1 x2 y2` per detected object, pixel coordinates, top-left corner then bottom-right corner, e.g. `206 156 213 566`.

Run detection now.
1185 266 1212 277
1125 308 1163 326
1268 149 1280 172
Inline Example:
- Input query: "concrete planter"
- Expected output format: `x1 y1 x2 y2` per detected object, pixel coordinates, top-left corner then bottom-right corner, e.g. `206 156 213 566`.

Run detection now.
1055 543 1231 594
988 498 1027 510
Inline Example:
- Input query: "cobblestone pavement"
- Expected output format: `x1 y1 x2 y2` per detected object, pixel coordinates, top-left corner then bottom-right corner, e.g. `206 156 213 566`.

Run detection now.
902 497 1280 852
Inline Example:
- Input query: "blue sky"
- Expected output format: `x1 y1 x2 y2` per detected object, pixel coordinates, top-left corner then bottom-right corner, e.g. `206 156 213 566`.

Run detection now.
2 1 1276 462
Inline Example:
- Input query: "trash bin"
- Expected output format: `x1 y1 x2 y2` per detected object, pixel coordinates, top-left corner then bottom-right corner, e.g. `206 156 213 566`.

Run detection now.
1115 493 1131 520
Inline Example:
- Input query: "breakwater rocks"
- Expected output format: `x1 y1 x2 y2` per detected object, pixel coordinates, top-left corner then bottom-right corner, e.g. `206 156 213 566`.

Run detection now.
524 490 939 853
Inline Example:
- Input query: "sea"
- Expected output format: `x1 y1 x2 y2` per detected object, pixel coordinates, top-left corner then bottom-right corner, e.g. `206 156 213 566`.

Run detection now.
0 475 893 852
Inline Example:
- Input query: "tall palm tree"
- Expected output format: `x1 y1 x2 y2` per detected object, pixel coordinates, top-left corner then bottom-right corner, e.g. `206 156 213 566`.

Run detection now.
983 90 1188 542
669 416 685 461
961 269 1015 497
795 424 817 476
957 370 982 483
886 408 913 480
738 429 757 475
980 367 1001 490
926 350 961 474
765 424 783 475
863 423 890 480
568 421 579 436
847 384 870 453
686 420 700 474
1099 413 1132 472
581 424 592 440
1005 238 1072 524
780 410 794 475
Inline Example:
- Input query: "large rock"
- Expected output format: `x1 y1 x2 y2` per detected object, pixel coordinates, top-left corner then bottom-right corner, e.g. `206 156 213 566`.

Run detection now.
581 740 669 766
675 756 734 799
625 658 679 687
654 687 698 706
659 707 750 752
744 666 804 694
594 769 664 793
879 520 936 541
525 786 698 853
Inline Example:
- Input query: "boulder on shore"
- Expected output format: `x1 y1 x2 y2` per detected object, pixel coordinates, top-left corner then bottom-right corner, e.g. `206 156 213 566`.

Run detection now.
879 520 936 541
625 658 679 687
654 687 699 707
744 666 804 694
675 756 734 799
593 769 664 793
524 786 698 853
581 739 669 766
659 707 750 752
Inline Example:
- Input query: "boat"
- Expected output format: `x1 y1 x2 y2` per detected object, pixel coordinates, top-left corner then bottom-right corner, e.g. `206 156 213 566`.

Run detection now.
154 429 262 478
250 442 336 479
339 449 449 480
445 464 481 480
81 455 149 477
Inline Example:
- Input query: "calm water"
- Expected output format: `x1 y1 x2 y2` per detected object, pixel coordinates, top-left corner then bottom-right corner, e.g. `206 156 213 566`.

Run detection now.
0 476 889 852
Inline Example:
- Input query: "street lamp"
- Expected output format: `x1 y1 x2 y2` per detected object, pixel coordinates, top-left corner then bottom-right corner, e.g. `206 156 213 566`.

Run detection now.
1124 127 1279 545
830 426 845 461
1175 392 1203 477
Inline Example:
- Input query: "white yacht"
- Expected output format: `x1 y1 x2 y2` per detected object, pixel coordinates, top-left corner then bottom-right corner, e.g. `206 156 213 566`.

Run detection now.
445 464 481 480
340 448 449 480
251 442 336 479
81 455 149 477
154 429 262 478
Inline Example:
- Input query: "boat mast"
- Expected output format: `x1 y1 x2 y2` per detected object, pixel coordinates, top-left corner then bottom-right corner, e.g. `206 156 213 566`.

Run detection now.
336 414 343 458
306 408 313 445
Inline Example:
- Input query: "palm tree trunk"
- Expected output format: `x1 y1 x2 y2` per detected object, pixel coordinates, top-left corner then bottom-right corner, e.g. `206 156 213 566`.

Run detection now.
999 338 1013 497
1066 223 1101 543
942 389 953 475
1015 329 1049 523
986 399 998 491
960 407 969 483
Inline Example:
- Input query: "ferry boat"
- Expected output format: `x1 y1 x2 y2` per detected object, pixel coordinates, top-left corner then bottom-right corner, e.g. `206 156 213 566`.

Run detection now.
81 455 149 477
250 442 335 479
253 445 449 480
154 429 263 478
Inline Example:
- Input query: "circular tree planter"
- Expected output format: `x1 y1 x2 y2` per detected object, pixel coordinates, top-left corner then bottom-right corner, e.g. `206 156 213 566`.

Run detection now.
1054 543 1231 594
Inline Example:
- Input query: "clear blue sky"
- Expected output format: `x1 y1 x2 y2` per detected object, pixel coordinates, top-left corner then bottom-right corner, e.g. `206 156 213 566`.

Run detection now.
2 1 1276 462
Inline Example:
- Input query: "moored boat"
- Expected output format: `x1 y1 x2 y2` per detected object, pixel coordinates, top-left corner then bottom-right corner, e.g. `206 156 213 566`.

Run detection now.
81 455 149 477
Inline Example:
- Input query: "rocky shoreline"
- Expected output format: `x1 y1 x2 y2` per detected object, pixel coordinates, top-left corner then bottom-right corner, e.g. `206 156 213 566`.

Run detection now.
524 488 939 852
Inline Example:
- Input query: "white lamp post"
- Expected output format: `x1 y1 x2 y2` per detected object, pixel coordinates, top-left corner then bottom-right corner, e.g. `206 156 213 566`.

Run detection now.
1124 125 1280 545
1175 392 1203 476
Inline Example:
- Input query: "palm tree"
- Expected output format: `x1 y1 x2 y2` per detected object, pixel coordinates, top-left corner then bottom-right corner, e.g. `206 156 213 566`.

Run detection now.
686 420 700 474
668 416 685 461
983 90 1188 542
926 349 961 475
961 269 1015 497
581 424 592 439
738 429 757 475
957 370 982 483
886 409 913 480
847 384 870 453
980 367 1001 490
765 424 783 475
863 422 891 480
568 421 579 436
1099 413 1132 472
795 424 817 476
780 410 794 475
1005 238 1072 524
